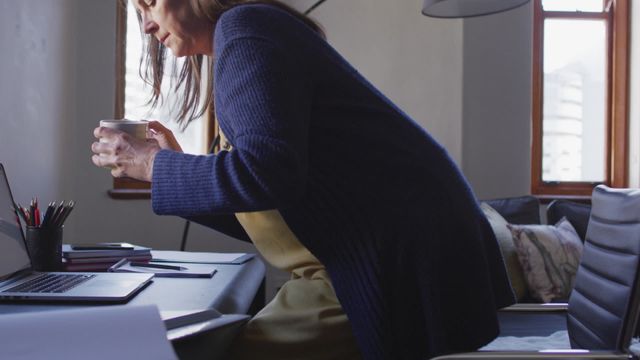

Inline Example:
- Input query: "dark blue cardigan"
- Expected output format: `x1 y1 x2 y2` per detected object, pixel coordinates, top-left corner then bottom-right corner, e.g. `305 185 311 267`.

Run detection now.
152 4 514 359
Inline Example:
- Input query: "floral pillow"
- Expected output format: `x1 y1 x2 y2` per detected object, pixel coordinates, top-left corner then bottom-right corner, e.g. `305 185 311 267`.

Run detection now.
508 218 583 303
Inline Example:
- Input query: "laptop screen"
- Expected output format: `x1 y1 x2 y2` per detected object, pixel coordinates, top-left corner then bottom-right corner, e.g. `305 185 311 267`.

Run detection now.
0 164 31 280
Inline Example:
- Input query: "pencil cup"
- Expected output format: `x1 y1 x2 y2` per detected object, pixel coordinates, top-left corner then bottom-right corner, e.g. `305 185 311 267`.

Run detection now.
25 226 63 272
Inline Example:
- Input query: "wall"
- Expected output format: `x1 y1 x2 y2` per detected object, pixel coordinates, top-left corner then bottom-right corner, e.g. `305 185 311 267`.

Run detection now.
297 0 465 163
461 2 533 199
0 0 74 209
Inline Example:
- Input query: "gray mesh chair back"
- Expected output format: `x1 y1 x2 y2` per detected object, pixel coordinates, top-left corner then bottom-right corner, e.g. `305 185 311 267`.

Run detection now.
567 185 640 351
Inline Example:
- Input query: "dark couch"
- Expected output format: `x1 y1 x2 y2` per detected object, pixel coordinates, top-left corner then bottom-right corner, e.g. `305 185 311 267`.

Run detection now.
481 195 591 303
483 195 591 241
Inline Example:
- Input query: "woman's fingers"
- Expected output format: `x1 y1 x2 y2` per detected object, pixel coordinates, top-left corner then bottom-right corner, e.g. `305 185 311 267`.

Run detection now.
145 120 183 152
91 128 132 171
91 154 112 169
91 140 117 169
91 139 116 169
93 126 120 139
111 166 126 178
147 120 168 132
91 141 109 155
93 126 101 139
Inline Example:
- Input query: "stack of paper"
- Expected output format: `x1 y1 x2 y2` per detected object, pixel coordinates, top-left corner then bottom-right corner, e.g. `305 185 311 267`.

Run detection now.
62 243 152 271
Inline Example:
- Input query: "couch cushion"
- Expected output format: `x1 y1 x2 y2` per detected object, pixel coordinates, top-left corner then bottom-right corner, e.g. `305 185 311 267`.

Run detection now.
481 203 528 301
509 218 583 303
546 200 591 241
483 195 541 225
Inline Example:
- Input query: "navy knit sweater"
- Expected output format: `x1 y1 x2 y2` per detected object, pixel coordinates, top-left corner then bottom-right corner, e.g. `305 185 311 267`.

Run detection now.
152 4 515 359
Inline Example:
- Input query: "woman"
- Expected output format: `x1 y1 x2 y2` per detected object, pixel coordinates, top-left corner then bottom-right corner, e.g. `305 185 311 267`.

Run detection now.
91 0 515 359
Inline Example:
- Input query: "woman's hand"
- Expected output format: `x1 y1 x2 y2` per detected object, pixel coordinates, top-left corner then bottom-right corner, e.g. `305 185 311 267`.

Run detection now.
91 126 161 182
147 120 183 152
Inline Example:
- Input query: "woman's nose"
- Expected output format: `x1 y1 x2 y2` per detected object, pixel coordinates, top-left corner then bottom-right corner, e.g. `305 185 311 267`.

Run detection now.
142 14 157 34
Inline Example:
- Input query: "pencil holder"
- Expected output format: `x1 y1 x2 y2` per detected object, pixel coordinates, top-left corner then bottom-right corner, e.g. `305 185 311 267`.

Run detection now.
25 226 63 272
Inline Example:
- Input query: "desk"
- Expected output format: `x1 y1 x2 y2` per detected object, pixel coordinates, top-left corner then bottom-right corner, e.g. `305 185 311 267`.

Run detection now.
0 251 266 359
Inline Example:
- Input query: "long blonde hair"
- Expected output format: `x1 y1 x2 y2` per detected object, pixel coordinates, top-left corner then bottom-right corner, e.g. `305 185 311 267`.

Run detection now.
136 0 325 129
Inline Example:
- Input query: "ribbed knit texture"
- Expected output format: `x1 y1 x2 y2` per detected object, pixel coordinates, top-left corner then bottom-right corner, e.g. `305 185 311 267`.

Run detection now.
152 4 515 359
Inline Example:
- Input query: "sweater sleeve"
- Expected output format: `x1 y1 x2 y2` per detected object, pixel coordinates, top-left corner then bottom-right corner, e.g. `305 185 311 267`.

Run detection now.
152 34 312 217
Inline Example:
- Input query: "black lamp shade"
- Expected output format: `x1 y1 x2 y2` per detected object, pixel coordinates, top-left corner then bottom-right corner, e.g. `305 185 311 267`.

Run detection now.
422 0 530 18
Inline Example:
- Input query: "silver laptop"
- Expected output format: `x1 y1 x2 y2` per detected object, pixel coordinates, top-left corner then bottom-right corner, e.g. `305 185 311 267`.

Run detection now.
0 163 153 302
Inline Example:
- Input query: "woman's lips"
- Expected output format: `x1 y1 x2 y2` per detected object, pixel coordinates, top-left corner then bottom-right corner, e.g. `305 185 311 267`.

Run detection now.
160 34 169 44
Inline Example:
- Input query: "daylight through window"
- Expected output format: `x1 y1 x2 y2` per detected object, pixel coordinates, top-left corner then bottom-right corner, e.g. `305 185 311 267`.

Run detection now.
531 0 629 197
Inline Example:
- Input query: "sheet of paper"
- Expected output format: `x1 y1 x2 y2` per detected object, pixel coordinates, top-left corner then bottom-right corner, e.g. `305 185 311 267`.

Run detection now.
111 260 217 278
0 304 177 360
151 250 255 264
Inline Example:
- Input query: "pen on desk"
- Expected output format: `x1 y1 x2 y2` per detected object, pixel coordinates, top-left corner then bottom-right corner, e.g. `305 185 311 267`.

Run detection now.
56 200 75 227
51 200 64 227
129 262 187 271
50 201 65 227
29 199 35 226
34 198 41 227
72 245 135 250
22 206 31 226
108 258 129 272
40 202 55 228
18 204 31 226
14 203 27 225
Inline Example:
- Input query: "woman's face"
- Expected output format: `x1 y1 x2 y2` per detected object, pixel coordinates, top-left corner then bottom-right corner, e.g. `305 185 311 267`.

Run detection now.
133 0 213 56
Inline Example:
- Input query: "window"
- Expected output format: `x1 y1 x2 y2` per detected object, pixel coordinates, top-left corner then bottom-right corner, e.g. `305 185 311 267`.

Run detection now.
531 0 629 197
112 0 214 198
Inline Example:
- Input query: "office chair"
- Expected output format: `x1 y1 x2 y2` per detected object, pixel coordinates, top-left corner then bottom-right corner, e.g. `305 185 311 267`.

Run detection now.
433 185 640 359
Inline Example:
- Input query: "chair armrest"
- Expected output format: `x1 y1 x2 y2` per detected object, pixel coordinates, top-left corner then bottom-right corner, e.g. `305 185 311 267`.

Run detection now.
500 303 568 312
431 350 631 359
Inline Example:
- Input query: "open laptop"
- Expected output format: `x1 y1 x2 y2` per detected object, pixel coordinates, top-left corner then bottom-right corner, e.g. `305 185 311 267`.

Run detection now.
0 163 153 302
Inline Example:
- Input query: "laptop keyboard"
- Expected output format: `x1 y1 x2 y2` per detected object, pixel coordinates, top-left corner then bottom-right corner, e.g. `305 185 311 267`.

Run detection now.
3 273 96 293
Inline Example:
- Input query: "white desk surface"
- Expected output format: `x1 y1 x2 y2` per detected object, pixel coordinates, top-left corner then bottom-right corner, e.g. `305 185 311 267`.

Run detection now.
0 250 266 317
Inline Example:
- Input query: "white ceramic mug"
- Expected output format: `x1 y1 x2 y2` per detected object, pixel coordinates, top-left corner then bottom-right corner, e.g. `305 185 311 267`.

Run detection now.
99 119 148 140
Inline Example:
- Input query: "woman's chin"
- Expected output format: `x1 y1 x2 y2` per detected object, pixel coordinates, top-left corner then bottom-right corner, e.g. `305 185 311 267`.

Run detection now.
167 43 209 57
168 47 186 57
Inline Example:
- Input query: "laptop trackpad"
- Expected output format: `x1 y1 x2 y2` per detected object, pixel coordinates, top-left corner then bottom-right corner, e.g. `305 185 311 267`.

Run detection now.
71 273 152 297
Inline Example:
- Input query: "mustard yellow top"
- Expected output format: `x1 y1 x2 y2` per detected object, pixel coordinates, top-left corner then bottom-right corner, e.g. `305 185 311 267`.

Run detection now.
218 127 361 360
218 129 322 272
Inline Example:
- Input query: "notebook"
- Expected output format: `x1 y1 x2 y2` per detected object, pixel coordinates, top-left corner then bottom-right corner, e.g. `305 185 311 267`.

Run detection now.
0 163 153 302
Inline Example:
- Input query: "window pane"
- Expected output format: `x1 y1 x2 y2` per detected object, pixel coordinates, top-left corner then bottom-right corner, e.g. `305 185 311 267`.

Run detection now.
542 19 606 182
124 1 205 155
541 0 603 12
